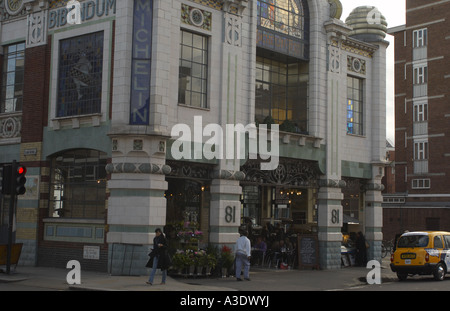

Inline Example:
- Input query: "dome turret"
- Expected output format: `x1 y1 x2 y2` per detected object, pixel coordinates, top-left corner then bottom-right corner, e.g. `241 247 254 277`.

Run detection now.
345 6 388 42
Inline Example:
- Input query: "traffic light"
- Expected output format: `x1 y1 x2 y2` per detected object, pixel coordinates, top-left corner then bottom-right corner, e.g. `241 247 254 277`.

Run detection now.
14 164 27 195
1 165 12 195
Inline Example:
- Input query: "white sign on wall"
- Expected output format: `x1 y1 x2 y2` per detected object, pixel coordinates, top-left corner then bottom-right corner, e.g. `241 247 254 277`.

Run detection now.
83 245 100 260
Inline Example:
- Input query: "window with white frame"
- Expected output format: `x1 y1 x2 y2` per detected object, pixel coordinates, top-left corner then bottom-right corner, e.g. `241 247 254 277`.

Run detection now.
414 140 428 160
412 179 430 189
413 65 428 85
1 42 25 113
413 102 428 122
178 30 209 109
413 29 427 48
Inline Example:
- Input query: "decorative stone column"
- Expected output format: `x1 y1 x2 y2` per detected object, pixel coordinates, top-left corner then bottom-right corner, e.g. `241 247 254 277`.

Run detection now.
364 165 385 263
317 179 345 270
106 136 170 275
209 169 244 248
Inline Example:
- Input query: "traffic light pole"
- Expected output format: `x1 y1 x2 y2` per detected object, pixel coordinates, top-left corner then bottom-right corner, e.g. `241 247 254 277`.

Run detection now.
6 161 17 275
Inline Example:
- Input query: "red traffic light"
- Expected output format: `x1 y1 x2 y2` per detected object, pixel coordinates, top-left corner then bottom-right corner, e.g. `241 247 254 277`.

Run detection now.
17 166 26 175
14 164 27 195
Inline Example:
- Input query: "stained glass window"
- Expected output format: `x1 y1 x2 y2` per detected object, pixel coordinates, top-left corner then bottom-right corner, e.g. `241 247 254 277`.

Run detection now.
257 0 304 39
1 42 25 113
256 0 309 59
57 32 104 118
347 76 364 135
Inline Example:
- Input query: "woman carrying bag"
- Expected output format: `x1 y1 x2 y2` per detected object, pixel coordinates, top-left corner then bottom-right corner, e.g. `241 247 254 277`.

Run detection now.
146 228 171 285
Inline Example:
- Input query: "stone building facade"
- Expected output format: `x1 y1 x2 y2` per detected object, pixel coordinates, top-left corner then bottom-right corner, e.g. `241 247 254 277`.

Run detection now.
0 0 388 274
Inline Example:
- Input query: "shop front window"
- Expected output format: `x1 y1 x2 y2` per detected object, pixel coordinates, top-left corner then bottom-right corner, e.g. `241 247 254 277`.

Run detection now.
49 149 108 219
165 178 209 249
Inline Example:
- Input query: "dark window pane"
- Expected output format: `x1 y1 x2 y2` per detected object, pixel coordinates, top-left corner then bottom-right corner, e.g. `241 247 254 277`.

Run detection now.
178 30 208 108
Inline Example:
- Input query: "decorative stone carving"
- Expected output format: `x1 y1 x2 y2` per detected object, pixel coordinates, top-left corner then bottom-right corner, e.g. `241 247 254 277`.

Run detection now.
224 12 242 46
0 0 28 20
364 183 385 191
212 169 245 181
221 0 248 16
27 10 48 48
318 178 347 188
181 3 212 31
166 161 212 180
347 55 366 75
105 162 171 175
328 0 343 19
242 159 320 187
0 115 22 139
329 45 341 73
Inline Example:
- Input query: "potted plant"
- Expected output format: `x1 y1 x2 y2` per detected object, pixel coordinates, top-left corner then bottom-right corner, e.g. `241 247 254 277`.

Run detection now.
280 119 296 133
195 249 207 275
206 253 217 275
262 115 276 130
172 250 187 274
220 245 234 277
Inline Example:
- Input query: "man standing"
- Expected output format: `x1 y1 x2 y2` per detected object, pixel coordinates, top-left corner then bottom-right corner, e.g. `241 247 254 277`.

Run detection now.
235 229 251 281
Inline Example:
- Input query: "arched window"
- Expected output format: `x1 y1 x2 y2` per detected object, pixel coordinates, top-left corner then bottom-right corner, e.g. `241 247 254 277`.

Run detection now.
49 149 108 219
256 0 309 59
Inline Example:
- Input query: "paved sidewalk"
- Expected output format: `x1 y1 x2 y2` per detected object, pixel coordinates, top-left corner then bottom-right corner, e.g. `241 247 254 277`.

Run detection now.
0 257 397 291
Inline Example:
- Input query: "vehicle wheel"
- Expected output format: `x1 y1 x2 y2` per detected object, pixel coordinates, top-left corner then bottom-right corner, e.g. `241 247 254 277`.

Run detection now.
433 263 446 281
397 272 408 281
381 246 387 258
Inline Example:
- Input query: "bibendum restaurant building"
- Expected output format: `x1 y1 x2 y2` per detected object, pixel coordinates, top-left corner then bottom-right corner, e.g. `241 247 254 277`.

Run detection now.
0 0 388 275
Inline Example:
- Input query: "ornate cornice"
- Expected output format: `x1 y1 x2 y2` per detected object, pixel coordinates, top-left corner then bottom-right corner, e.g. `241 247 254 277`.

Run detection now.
221 0 248 15
105 163 171 175
318 179 347 189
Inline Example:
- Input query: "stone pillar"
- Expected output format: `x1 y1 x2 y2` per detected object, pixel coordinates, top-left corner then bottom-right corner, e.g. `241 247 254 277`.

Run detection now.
209 170 244 249
364 165 384 263
317 179 345 270
106 136 170 275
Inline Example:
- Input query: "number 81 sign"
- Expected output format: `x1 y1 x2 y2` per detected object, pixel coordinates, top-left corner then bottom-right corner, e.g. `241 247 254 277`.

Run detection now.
331 209 340 224
331 209 341 225
225 206 236 223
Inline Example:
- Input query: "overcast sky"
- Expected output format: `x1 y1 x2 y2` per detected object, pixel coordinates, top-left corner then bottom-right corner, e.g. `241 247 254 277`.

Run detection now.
341 0 406 144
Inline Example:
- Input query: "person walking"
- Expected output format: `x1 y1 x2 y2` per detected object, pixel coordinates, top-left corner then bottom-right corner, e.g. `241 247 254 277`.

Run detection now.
355 231 368 267
146 228 170 285
235 229 251 281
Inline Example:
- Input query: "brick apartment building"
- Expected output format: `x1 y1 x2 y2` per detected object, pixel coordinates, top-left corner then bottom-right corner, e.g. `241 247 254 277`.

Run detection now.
385 0 450 240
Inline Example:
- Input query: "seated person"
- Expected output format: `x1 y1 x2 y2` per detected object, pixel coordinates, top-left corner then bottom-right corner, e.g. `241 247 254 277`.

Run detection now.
252 237 267 265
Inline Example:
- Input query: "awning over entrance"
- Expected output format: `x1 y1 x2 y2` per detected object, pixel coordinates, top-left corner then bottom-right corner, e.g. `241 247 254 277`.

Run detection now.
343 214 359 225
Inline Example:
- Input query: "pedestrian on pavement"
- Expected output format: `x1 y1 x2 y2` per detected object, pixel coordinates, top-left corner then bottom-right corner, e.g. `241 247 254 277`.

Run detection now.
146 228 171 285
355 231 367 267
235 229 251 281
